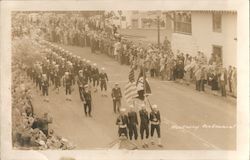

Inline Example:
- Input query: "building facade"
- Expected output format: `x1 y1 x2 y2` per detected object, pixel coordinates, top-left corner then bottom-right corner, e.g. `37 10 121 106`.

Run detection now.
168 11 237 67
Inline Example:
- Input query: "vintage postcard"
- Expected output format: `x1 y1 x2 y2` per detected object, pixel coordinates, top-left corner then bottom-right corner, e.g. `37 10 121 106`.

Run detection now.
0 0 249 160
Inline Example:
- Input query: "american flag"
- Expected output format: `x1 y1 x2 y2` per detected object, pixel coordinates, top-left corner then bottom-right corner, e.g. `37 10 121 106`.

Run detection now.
124 69 139 103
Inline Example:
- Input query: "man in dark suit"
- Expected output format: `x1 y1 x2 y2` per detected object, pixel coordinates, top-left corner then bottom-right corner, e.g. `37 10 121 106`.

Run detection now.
139 104 149 148
116 108 128 138
111 83 122 113
81 84 92 117
219 67 228 97
128 105 138 141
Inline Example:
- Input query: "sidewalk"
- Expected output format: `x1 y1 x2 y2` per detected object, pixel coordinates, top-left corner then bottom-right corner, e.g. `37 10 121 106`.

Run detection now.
172 79 236 103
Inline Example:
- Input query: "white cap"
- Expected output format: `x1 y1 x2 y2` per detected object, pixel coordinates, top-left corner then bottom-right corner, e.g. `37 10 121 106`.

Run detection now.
65 72 69 75
120 108 126 112
39 140 46 146
152 104 158 109
93 63 97 66
101 67 105 70
129 105 134 108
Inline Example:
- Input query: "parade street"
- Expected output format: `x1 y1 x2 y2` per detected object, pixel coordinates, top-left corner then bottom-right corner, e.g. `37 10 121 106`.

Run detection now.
31 44 236 150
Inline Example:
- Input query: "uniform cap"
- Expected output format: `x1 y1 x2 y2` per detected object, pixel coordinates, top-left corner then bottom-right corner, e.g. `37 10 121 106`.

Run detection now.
65 72 69 75
84 84 88 88
101 67 105 70
93 63 97 66
120 108 126 112
129 105 134 108
152 104 158 109
79 70 83 73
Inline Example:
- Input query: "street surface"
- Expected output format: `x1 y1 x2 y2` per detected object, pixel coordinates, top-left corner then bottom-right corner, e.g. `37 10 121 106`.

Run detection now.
31 45 236 150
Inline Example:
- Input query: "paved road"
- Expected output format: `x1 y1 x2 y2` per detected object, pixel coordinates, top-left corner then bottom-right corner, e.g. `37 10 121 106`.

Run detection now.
31 45 236 150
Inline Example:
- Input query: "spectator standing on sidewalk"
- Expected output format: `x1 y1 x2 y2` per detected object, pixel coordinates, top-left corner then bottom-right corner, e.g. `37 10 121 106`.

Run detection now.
219 67 228 97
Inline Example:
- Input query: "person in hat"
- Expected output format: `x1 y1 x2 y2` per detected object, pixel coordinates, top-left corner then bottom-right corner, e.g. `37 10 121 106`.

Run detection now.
150 104 162 147
77 70 87 99
40 113 53 137
54 64 61 94
41 74 49 102
219 67 228 97
63 72 72 101
99 67 109 97
116 108 128 138
127 105 138 141
81 84 92 117
91 63 99 92
111 83 122 113
139 104 150 148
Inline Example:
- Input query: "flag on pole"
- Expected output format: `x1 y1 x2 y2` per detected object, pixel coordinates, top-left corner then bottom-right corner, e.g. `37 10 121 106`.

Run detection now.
124 68 139 103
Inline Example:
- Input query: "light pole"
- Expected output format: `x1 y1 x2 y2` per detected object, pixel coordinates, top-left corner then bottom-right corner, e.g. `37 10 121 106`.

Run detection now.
157 16 160 47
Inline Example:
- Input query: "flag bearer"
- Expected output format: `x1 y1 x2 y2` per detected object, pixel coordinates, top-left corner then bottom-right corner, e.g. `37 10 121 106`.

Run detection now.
139 104 149 148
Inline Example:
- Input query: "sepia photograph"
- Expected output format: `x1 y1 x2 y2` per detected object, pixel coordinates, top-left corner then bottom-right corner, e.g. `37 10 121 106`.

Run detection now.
11 10 237 150
0 0 249 160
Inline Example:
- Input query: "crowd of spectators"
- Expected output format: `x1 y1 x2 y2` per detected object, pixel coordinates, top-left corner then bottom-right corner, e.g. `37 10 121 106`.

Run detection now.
12 12 237 98
12 38 75 150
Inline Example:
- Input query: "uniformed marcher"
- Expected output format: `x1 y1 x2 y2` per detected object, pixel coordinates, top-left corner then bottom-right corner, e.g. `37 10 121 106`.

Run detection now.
54 64 60 93
111 83 122 113
41 74 49 102
77 70 87 99
81 84 92 117
116 108 128 138
63 72 72 101
139 104 149 148
127 105 138 141
150 104 163 147
91 63 99 92
99 67 108 97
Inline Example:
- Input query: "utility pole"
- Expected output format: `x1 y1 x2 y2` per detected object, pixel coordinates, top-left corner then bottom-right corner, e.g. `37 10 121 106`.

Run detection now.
157 16 160 47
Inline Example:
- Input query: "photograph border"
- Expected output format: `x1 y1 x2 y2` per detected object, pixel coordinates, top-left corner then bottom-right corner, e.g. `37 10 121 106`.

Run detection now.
1 0 249 160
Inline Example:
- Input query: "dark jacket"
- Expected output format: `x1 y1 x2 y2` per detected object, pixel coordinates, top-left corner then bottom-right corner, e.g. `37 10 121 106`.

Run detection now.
116 115 128 128
128 111 138 126
150 110 161 124
111 87 122 99
99 72 108 82
139 109 149 126
81 90 92 102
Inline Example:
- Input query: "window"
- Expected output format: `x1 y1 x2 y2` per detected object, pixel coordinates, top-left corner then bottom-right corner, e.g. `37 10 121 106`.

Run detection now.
132 19 139 28
174 12 192 35
212 45 223 65
213 13 222 32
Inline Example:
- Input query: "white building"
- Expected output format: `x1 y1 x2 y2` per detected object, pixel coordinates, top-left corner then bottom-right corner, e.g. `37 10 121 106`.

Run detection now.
166 11 237 67
114 11 167 29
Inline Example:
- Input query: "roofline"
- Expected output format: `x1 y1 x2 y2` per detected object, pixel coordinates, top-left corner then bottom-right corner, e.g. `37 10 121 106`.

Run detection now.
163 10 237 14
